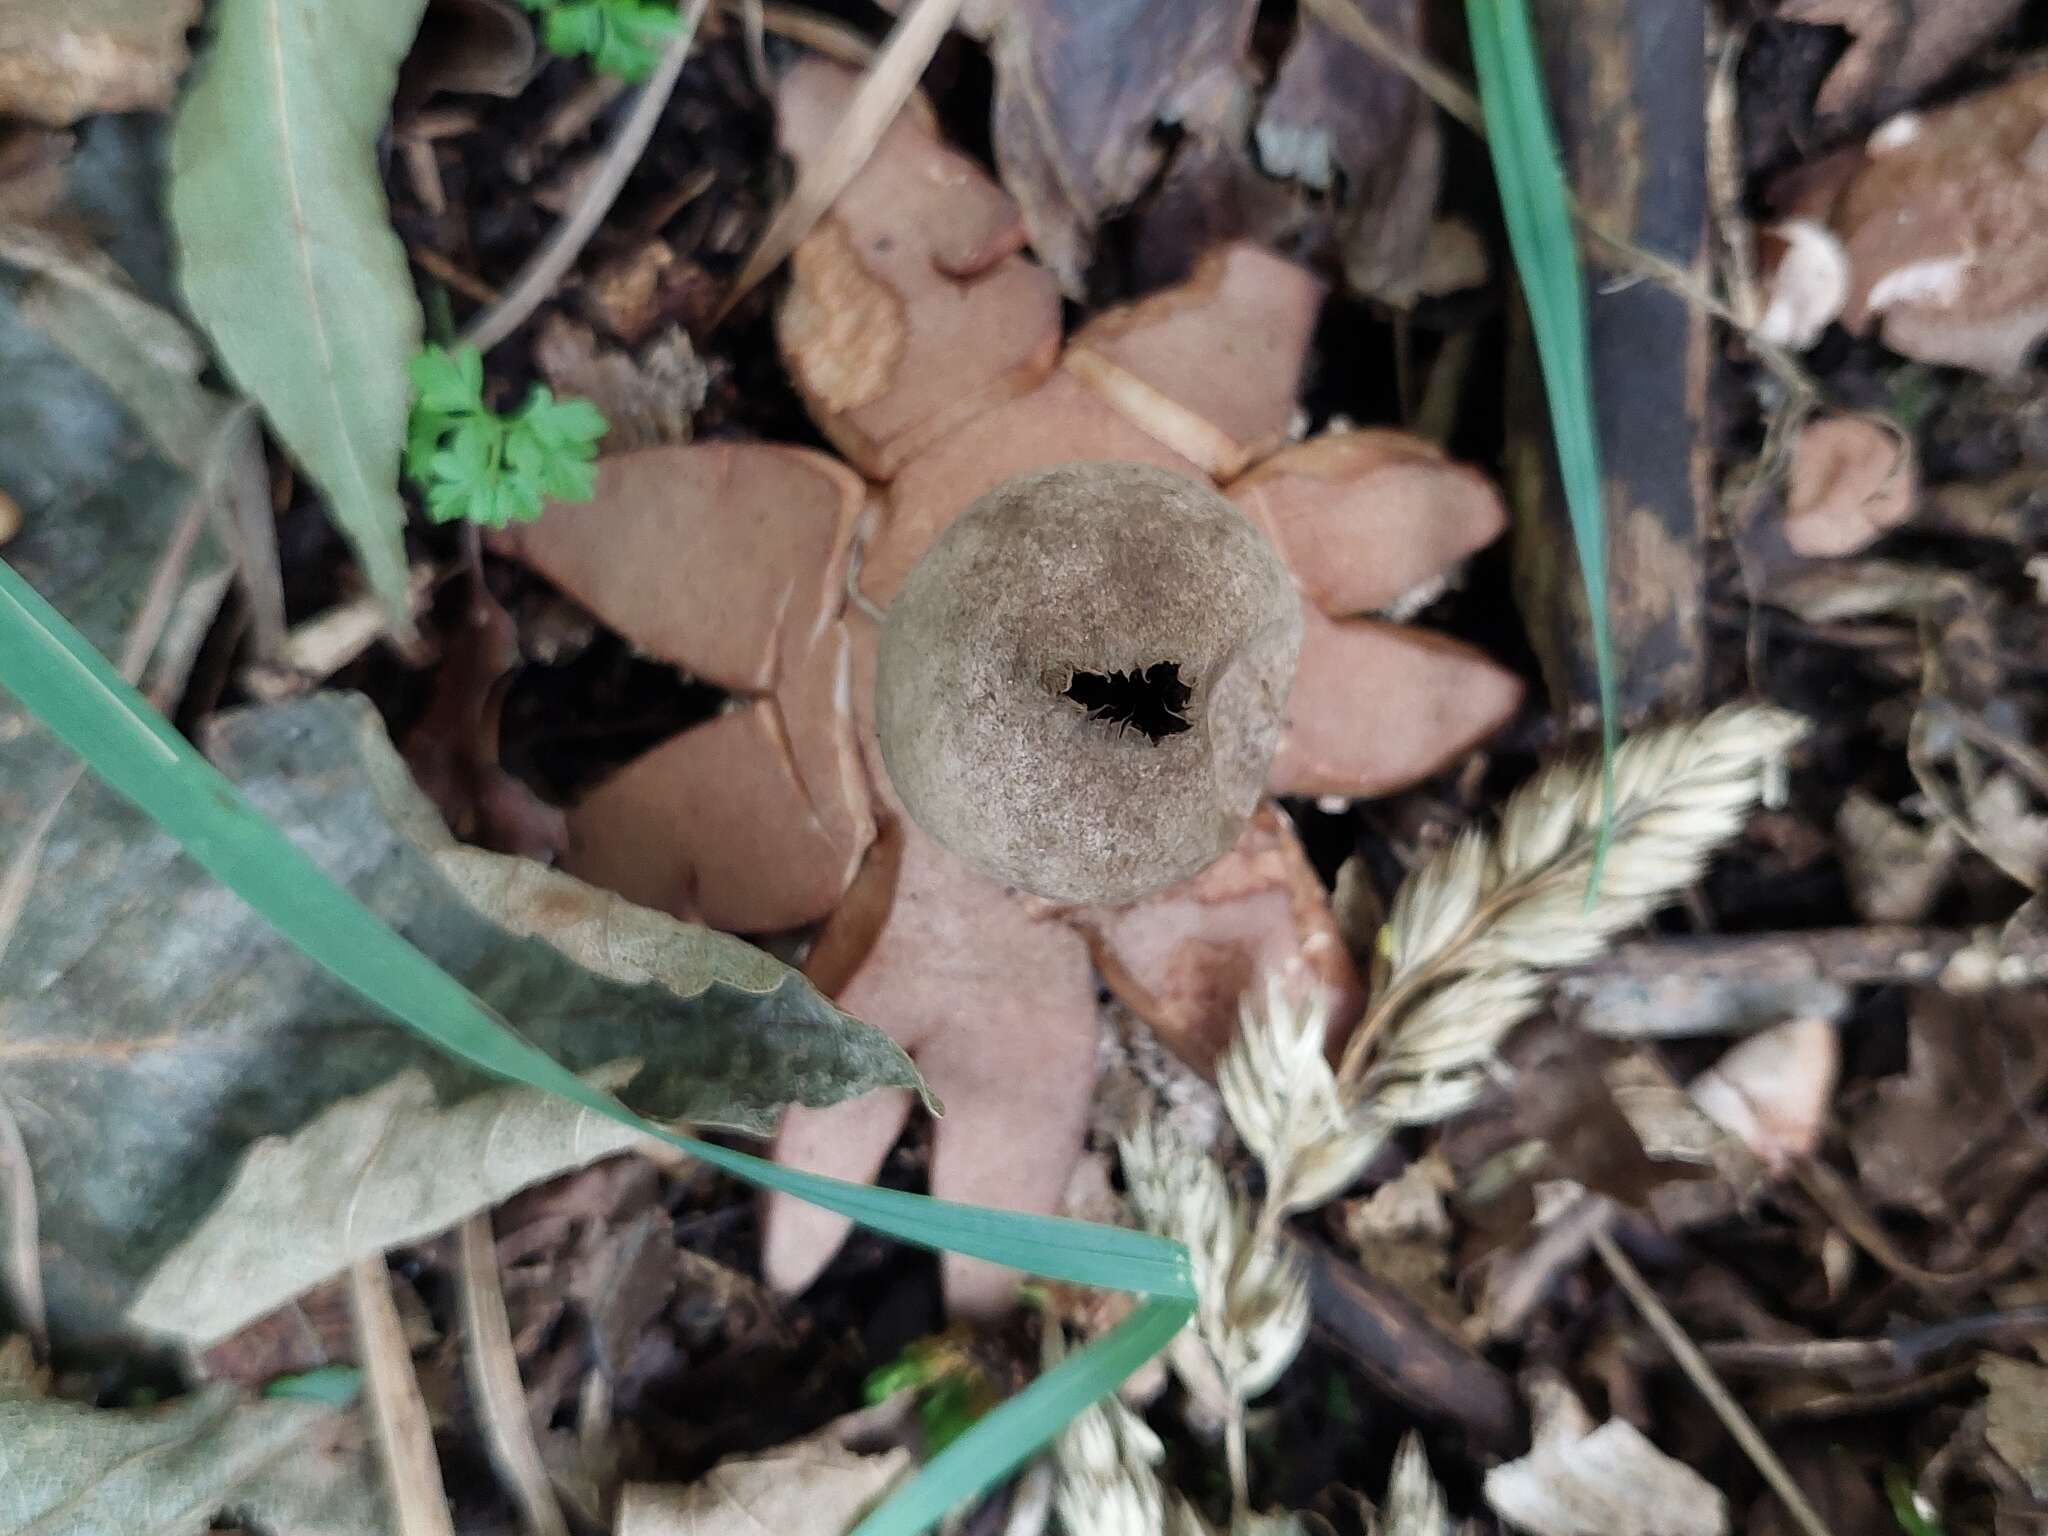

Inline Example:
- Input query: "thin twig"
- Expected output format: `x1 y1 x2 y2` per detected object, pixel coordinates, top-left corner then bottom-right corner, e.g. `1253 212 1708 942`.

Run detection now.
1591 1227 1835 1536
458 1215 568 1536
463 0 713 353
0 1093 44 1359
714 0 967 323
209 402 289 663
1299 0 1482 131
350 1255 458 1536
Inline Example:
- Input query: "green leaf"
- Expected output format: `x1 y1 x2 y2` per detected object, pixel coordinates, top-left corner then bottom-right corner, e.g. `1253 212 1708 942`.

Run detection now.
409 344 480 414
262 1366 363 1407
1466 0 1616 878
543 2 605 56
528 392 609 447
539 452 598 503
168 0 429 635
0 545 1194 1536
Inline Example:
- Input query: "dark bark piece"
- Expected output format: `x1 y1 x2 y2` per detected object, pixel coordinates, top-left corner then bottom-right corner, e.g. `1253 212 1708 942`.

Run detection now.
1306 1240 1523 1455
1507 0 1711 726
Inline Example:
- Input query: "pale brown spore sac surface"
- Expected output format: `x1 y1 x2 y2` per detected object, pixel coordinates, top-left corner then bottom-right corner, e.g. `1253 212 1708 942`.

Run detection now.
875 462 1303 904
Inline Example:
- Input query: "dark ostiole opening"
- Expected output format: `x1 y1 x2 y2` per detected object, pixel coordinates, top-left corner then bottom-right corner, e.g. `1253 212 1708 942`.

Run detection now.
1061 662 1194 742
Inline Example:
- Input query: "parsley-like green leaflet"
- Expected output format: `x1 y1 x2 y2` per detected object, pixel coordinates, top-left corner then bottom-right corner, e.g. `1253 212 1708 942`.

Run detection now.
404 344 607 529
517 0 681 82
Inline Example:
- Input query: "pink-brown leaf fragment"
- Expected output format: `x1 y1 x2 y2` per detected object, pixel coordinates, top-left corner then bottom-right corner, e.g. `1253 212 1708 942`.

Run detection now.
1778 0 2023 120
1784 414 1916 558
764 819 1099 1318
774 58 1061 479
1270 611 1523 799
1801 71 2048 376
1063 242 1325 480
1062 804 1364 1076
491 443 863 693
1228 429 1507 617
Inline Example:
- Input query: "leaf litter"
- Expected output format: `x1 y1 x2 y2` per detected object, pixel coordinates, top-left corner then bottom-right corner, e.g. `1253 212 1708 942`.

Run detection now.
8 2 2048 1534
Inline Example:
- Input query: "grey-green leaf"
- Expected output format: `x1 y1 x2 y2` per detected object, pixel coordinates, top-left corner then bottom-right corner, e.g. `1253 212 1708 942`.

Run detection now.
1 690 918 1347
0 1387 385 1536
130 1066 652 1345
167 0 427 631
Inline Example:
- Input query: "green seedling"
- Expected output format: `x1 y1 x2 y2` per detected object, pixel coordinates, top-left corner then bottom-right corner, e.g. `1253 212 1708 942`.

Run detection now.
518 0 681 82
865 1334 1002 1456
405 344 605 529
262 1365 364 1406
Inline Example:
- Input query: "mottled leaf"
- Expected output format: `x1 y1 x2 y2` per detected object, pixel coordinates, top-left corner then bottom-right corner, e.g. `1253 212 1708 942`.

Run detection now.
0 1386 384 1535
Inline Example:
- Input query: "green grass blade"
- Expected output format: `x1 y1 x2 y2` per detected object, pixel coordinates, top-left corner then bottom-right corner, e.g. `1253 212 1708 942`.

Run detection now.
0 553 1192 1532
1466 0 1617 877
849 1296 1193 1536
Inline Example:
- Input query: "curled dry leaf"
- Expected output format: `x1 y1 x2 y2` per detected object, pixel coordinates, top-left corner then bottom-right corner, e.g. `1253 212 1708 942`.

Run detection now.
531 314 706 454
987 0 1256 291
1778 0 2024 119
1785 415 1917 558
616 1411 910 1536
0 0 201 124
1982 1355 2048 1499
1369 1432 1453 1536
775 58 1059 479
1769 71 2048 376
1687 1015 1840 1175
1483 1375 1728 1536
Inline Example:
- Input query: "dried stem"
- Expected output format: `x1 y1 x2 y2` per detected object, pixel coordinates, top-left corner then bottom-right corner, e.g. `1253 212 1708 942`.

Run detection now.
350 1254 457 1536
1591 1227 1835 1536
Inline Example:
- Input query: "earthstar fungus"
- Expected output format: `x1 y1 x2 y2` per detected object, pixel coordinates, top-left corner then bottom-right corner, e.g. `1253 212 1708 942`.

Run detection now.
875 462 1304 904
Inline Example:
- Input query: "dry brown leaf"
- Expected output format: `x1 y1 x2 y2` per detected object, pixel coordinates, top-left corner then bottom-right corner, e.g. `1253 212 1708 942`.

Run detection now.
988 0 1256 291
400 0 535 101
1778 0 2024 119
615 1415 910 1536
531 315 705 454
1062 804 1366 1077
1688 1015 1839 1175
1837 787 1961 924
1820 71 2048 376
1982 1356 2048 1498
0 0 200 124
773 55 1058 477
1785 414 1917 557
1483 1374 1728 1536
1254 1 1441 304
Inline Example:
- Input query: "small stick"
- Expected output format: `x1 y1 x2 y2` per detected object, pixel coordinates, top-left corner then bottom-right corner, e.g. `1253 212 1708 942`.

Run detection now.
1591 1227 1835 1536
411 246 500 307
458 1215 569 1536
350 1255 458 1536
464 0 713 353
0 1094 44 1360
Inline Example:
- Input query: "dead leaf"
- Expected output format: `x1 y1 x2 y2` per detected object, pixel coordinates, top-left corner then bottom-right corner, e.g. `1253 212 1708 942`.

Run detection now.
0 0 201 124
1367 1432 1454 1536
1483 1373 1728 1536
1063 804 1366 1077
1254 2 1441 304
1983 1356 2048 1498
532 315 705 453
776 57 1059 478
0 1386 385 1533
400 0 535 101
1688 1016 1839 1174
1847 992 2048 1217
1785 415 1917 557
615 1420 909 1536
1778 0 2024 119
1837 788 1961 924
1814 70 2048 376
988 0 1256 291
129 1067 653 1348
570 1206 679 1382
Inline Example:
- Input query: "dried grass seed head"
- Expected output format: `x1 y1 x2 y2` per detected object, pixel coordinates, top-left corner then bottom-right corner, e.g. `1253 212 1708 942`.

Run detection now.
875 461 1304 903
